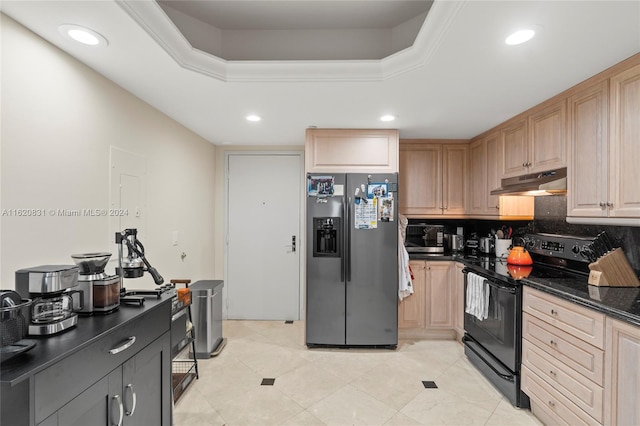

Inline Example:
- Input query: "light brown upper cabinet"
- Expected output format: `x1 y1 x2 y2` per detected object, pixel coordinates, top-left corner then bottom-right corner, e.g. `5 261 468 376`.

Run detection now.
468 133 533 219
469 133 503 216
502 100 567 179
568 61 640 219
468 138 488 215
608 63 640 218
399 141 468 217
567 80 609 217
305 128 399 173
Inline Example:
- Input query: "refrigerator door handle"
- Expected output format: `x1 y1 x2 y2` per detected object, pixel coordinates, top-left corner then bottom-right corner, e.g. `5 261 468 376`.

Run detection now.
347 196 351 282
341 196 346 282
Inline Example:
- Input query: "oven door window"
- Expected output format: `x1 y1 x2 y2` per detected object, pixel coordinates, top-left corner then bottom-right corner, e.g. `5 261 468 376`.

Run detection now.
464 278 517 372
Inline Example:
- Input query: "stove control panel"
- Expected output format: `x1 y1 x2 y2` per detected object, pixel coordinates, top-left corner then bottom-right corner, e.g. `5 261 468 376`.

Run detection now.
524 233 595 262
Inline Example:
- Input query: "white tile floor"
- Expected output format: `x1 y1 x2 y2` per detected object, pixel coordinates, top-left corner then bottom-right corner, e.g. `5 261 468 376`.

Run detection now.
173 321 542 426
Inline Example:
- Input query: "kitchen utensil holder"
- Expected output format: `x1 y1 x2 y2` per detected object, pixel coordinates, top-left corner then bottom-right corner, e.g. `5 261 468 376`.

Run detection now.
588 248 640 287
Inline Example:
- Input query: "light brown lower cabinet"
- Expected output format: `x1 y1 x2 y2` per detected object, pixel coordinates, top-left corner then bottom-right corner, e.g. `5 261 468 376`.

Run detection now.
522 287 640 426
453 262 465 339
398 260 426 328
522 287 605 425
604 317 640 426
398 261 454 330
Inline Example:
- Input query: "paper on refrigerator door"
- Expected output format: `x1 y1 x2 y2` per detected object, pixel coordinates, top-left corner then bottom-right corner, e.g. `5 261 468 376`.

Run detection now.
355 196 377 229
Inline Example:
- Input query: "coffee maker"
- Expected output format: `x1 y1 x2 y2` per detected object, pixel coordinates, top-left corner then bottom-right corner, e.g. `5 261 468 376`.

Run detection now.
71 252 120 315
15 265 82 335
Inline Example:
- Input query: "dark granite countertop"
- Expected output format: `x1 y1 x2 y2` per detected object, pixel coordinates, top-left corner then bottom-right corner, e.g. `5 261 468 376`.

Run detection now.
1 294 173 386
522 276 640 327
409 252 640 328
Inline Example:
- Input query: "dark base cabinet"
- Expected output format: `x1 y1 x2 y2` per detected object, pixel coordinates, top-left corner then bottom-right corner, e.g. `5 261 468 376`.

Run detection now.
1 297 172 426
41 333 171 426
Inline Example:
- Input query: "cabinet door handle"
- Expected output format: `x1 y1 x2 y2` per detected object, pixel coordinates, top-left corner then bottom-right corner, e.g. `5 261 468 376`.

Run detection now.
599 202 606 208
124 384 137 416
111 394 124 426
606 202 614 208
109 336 136 355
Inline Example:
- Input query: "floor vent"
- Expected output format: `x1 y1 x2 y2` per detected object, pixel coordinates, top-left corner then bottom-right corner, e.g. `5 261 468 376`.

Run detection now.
261 378 276 386
284 320 294 324
422 381 438 389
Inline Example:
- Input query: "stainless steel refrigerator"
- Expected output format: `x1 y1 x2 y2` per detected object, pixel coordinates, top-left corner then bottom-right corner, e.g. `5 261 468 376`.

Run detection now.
306 173 398 348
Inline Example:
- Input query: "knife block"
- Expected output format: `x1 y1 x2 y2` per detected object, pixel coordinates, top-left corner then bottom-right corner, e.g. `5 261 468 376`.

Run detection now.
588 248 640 287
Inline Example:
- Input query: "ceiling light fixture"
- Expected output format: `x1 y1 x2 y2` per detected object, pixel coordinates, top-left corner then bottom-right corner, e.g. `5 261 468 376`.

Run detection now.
380 114 397 122
505 29 535 45
246 115 262 122
58 24 108 47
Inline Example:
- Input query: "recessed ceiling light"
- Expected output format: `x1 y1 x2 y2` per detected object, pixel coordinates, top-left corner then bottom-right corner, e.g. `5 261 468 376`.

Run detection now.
58 24 108 47
380 114 397 122
246 115 262 122
505 29 535 45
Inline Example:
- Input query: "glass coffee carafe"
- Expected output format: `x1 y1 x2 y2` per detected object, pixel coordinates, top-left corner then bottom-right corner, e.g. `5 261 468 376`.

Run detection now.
31 292 82 324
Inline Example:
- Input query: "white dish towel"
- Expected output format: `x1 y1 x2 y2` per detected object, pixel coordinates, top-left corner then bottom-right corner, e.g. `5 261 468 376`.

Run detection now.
465 272 489 321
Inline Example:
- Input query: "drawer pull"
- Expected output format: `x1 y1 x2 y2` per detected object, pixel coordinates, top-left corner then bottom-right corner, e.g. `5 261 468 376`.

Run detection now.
111 394 124 426
550 340 557 346
124 384 137 416
109 336 136 355
549 370 556 376
548 400 556 408
550 309 557 315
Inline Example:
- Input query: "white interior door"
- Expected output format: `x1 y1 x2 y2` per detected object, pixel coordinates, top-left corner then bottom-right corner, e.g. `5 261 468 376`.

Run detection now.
226 153 302 320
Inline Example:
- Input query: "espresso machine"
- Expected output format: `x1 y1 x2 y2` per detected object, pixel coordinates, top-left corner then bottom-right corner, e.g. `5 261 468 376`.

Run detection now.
71 252 121 315
15 265 82 335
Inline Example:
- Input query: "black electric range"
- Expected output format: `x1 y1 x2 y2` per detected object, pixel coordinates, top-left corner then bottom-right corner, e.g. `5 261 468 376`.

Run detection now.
462 232 598 409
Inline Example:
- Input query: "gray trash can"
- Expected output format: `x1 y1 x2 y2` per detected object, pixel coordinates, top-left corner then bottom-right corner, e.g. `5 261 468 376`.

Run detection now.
189 280 224 359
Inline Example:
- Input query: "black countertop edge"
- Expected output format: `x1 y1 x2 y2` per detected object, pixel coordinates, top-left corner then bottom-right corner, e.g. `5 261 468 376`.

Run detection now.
1 294 173 386
407 253 464 261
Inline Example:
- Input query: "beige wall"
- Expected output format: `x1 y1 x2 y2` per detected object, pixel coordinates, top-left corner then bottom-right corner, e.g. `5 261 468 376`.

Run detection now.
0 14 217 288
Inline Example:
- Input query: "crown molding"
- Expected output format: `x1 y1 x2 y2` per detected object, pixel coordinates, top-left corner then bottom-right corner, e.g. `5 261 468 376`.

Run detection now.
116 0 465 83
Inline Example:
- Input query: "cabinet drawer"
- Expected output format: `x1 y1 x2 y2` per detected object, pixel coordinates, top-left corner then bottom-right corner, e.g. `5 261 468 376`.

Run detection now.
34 303 170 423
522 366 600 426
523 287 604 349
523 313 604 386
522 338 603 422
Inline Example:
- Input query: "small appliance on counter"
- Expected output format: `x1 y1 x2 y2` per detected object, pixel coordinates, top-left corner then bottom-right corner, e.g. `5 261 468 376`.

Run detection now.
15 265 83 336
465 234 480 256
405 223 445 254
71 252 120 315
444 234 465 253
479 236 495 255
115 228 168 306
0 290 36 363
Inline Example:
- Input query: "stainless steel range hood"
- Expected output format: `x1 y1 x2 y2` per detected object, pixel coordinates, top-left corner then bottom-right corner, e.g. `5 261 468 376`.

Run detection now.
490 168 567 196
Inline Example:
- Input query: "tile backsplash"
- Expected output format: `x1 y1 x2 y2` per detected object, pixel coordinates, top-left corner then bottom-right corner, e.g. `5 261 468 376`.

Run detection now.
403 195 640 276
533 195 640 275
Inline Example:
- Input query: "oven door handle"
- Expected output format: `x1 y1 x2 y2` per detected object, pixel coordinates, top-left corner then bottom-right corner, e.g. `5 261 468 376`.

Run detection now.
462 336 515 382
484 279 516 294
464 271 516 294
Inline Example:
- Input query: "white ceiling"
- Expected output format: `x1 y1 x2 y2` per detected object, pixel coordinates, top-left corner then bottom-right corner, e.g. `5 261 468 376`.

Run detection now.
2 1 640 146
156 1 433 60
